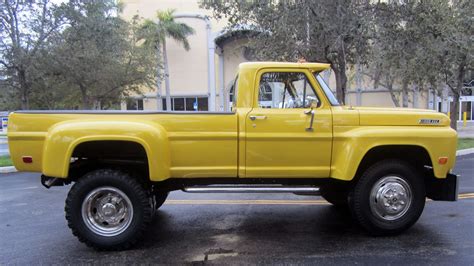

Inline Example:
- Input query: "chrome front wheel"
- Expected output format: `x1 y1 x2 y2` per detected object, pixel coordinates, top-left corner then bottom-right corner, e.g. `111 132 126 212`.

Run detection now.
369 176 412 221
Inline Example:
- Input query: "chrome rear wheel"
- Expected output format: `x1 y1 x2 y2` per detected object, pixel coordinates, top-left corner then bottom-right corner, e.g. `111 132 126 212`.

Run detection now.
65 169 152 250
81 186 133 237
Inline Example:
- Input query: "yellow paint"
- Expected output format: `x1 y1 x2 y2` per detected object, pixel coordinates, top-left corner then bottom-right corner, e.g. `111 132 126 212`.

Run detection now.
463 112 467 127
7 62 457 182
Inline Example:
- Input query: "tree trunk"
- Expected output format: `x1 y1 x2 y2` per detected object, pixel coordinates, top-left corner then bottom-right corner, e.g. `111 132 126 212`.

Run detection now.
449 58 466 130
162 39 172 111
387 81 400 107
79 85 90 109
18 68 30 110
332 64 347 104
412 84 418 108
401 80 409 107
449 92 459 130
449 55 467 130
156 44 163 110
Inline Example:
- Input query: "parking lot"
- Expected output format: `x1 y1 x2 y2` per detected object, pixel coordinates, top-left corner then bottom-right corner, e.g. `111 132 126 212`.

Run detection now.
0 155 473 264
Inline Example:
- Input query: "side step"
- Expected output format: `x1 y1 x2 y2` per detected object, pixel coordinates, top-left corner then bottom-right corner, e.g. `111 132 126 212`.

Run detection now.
182 184 320 194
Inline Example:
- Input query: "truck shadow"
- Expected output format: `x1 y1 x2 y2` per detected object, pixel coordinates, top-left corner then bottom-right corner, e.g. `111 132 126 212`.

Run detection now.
136 204 448 262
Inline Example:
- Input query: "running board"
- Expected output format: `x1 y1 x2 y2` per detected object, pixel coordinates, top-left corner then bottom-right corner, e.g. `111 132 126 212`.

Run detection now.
182 185 320 194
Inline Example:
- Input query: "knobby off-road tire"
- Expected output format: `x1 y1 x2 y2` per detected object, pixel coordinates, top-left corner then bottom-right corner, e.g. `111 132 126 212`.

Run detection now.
349 159 425 236
65 169 152 250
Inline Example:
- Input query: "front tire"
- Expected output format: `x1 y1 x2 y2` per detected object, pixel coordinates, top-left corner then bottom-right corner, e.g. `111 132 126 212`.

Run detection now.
349 159 425 236
65 169 152 250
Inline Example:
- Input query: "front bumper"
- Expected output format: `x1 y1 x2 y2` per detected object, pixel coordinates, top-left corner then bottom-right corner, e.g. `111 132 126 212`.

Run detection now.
426 173 458 201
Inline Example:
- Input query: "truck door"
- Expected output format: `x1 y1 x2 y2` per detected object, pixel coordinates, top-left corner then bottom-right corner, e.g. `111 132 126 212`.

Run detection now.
244 70 333 178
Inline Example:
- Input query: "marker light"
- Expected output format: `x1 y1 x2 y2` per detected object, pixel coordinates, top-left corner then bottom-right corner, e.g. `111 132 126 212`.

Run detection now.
438 157 448 165
22 156 33 164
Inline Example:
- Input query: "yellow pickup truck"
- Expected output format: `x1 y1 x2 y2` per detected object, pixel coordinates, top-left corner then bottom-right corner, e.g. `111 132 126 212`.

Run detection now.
8 62 458 250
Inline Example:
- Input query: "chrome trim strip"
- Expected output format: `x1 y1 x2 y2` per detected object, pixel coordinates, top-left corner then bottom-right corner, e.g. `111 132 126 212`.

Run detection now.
182 185 320 194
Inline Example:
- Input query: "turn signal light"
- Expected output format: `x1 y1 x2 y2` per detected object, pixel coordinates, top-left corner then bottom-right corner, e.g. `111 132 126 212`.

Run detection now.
438 157 448 165
22 156 33 164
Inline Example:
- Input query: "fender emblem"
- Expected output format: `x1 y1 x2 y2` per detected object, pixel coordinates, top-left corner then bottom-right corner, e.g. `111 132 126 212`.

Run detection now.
419 119 440 125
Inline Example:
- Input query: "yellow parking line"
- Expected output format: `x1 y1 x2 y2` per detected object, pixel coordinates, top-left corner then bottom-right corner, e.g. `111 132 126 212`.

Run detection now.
164 193 474 205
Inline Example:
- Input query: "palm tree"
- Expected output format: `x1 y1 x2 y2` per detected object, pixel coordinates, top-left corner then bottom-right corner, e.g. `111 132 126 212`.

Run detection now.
140 9 195 110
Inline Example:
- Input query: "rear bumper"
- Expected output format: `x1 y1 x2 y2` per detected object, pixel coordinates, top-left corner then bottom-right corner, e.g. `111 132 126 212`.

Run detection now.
426 173 458 201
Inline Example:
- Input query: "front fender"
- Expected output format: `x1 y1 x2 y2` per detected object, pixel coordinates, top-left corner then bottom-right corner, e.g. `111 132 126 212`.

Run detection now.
42 120 170 181
330 126 457 181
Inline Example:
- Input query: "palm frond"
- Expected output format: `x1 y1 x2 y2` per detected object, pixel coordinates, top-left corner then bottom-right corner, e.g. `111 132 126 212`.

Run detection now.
138 9 195 50
163 22 195 50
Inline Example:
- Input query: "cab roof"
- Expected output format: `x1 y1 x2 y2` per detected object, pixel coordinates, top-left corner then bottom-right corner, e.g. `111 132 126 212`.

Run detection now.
239 61 331 72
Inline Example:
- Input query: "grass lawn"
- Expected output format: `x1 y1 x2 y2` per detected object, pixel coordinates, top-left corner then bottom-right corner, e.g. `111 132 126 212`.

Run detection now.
0 155 12 167
458 138 474 150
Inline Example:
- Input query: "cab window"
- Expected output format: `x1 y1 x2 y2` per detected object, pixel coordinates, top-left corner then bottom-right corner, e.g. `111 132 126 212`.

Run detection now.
258 72 319 109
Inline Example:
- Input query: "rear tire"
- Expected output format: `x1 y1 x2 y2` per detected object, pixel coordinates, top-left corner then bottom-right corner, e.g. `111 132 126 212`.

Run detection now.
65 169 152 250
349 159 425 236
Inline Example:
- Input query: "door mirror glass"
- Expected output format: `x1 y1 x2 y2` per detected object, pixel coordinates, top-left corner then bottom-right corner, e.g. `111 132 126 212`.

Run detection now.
309 99 319 109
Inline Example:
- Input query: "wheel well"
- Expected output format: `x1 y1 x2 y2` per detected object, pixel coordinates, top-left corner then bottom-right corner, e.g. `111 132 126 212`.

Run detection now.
354 145 432 182
68 141 149 183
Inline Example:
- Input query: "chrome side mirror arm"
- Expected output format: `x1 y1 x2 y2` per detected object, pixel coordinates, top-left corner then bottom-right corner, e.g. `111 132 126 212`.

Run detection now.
304 108 315 132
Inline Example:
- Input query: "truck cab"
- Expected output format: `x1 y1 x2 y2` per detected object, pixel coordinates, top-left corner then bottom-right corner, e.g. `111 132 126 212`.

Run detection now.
8 62 458 250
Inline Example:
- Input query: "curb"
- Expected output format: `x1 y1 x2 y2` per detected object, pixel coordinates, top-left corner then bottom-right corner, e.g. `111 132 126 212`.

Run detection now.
0 166 16 174
456 148 474 157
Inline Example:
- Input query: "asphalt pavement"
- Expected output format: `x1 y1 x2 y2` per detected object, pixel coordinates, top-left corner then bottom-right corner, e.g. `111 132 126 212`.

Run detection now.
0 155 473 265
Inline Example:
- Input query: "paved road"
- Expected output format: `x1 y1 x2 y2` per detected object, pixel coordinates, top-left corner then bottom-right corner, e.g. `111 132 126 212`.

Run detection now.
0 155 473 264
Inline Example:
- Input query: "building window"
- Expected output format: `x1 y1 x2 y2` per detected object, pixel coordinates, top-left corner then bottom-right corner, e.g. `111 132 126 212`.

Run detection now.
162 97 208 111
126 98 144 110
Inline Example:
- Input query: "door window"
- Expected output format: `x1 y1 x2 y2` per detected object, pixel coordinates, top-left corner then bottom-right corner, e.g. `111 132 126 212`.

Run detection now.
258 72 319 109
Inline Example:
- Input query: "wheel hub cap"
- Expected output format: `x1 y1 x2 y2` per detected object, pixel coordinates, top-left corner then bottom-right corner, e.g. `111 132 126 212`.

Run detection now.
81 186 133 237
370 176 412 221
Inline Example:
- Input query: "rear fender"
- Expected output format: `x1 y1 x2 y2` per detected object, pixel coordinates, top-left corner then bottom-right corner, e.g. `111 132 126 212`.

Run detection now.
42 120 170 181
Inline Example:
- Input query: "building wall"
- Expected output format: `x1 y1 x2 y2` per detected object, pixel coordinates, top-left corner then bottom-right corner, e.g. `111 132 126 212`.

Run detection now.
120 0 437 112
121 0 228 110
346 89 430 109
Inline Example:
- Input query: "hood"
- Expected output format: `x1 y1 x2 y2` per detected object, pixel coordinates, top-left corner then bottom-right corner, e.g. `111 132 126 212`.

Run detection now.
354 107 450 126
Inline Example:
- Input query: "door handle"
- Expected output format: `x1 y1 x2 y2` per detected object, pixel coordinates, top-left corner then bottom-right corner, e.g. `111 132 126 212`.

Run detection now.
249 115 267 121
304 109 315 131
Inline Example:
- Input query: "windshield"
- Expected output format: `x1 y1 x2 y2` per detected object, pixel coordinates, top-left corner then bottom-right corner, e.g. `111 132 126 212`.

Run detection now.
314 73 340 106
